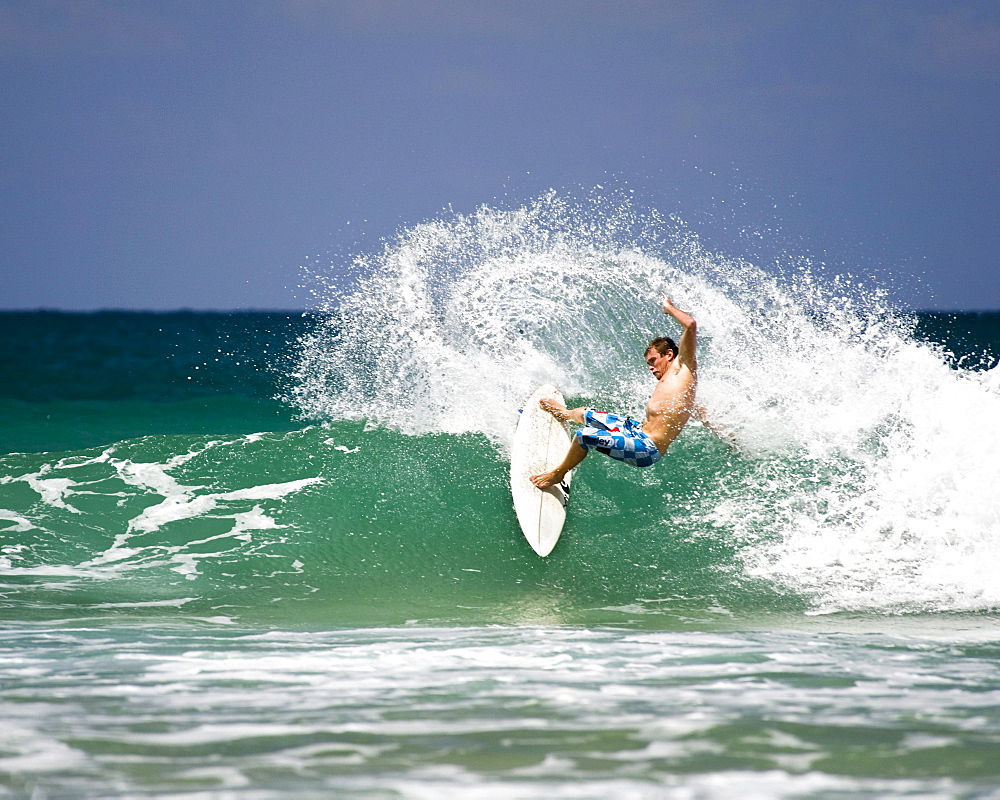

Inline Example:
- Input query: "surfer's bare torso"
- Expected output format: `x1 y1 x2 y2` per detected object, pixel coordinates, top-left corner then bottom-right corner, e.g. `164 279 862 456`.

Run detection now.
640 298 697 453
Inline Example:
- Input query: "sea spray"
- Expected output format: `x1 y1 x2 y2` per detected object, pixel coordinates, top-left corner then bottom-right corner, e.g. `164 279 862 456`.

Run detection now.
291 191 1000 614
291 190 755 442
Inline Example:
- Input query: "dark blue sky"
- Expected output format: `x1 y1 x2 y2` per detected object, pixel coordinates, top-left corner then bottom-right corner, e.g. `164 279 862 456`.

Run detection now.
3 1 999 311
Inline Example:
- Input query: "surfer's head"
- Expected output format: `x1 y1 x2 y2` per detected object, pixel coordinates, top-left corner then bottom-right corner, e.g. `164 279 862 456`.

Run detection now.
646 337 678 359
645 337 678 380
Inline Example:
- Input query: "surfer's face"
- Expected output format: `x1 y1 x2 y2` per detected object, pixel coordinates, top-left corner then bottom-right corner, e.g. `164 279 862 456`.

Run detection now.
645 347 673 380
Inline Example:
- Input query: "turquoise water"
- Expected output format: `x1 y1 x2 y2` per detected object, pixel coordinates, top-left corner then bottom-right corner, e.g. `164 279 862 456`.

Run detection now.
2 196 1000 797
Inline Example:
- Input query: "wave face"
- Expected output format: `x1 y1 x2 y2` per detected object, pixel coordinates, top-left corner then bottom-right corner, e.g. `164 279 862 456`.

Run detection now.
2 193 1000 625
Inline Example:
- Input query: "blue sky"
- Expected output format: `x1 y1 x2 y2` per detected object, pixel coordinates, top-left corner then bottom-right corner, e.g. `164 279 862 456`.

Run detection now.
2 0 999 311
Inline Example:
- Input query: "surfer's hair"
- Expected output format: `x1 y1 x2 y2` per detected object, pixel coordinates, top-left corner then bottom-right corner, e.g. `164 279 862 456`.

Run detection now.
646 337 678 358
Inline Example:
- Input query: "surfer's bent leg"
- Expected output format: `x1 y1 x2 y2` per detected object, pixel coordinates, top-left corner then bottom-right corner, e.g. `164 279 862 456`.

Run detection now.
529 400 588 489
529 438 588 490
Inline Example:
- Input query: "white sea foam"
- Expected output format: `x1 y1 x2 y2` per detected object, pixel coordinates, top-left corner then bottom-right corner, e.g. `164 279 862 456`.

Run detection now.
0 726 87 773
1 433 323 582
102 476 321 579
23 473 81 513
0 510 36 533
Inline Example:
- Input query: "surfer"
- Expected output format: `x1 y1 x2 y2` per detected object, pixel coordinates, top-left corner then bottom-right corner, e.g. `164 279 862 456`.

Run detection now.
529 294 710 489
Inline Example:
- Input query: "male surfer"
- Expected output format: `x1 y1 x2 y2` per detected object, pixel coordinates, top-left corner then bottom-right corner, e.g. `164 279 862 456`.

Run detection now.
529 294 705 489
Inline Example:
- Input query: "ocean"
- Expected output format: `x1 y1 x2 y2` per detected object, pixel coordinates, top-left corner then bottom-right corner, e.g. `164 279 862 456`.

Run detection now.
2 195 1000 798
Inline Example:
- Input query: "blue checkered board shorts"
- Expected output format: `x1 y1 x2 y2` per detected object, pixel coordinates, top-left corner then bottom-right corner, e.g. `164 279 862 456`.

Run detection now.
575 409 663 468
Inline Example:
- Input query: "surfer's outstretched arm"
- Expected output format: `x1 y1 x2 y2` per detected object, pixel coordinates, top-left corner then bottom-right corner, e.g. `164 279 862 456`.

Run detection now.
693 405 745 453
661 294 697 373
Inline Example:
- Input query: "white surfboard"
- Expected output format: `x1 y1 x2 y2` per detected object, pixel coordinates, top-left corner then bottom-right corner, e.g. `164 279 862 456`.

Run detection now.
510 384 573 557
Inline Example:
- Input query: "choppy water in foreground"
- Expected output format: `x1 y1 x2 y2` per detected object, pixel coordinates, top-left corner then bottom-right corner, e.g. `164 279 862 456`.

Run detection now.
3 194 1000 797
5 621 1000 799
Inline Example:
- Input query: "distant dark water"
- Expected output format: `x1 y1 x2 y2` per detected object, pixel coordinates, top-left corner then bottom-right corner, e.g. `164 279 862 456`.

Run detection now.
913 311 1000 371
0 311 309 453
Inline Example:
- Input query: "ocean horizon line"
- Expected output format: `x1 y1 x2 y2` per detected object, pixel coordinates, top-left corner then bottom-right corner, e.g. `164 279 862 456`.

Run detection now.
2 306 999 315
0 307 315 315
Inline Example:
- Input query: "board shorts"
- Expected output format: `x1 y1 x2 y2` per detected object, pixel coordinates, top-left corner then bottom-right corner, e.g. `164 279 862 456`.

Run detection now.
575 409 663 468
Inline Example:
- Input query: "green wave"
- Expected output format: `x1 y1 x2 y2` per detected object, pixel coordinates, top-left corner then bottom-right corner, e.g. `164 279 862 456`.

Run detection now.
0 421 798 628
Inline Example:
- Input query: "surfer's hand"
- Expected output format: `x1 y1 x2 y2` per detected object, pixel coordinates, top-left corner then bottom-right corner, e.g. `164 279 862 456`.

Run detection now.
660 295 695 330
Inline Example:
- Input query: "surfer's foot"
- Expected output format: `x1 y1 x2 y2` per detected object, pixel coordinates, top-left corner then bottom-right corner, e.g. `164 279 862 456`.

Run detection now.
530 469 566 490
539 397 570 421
